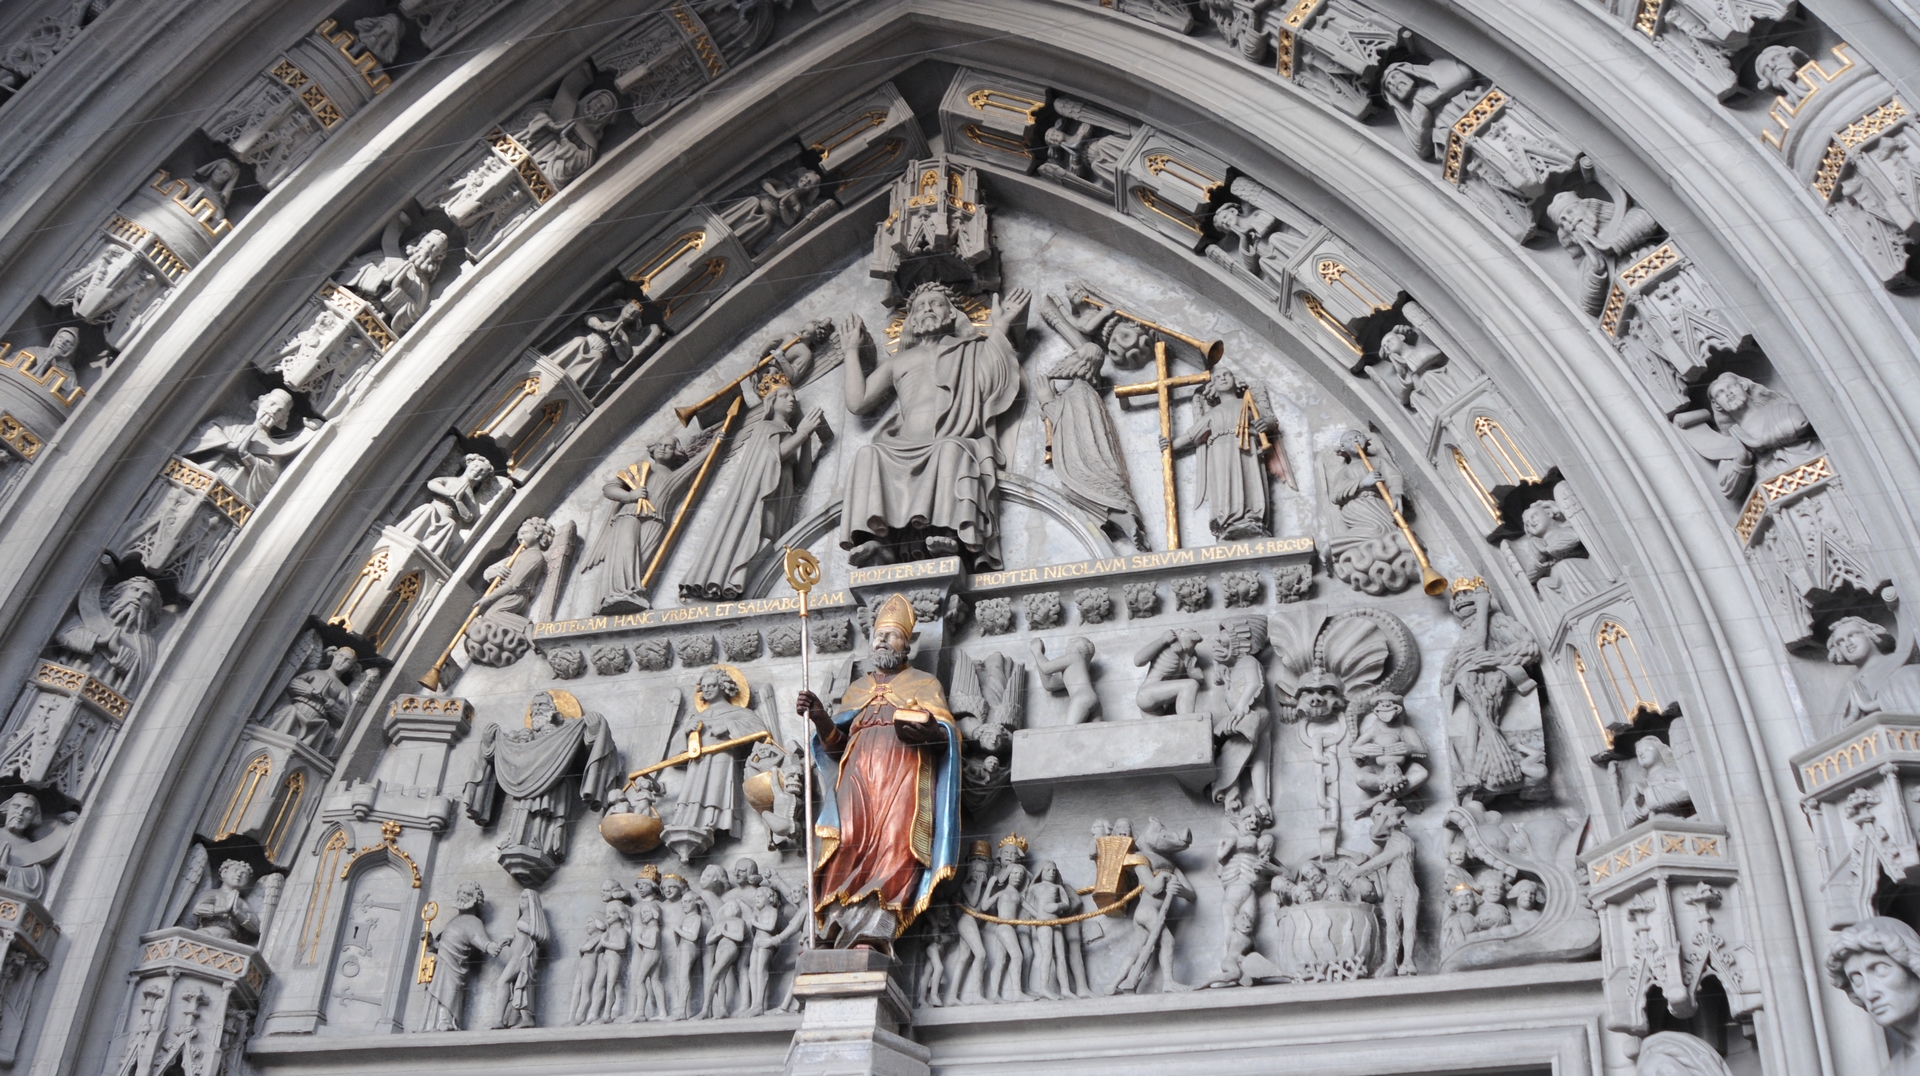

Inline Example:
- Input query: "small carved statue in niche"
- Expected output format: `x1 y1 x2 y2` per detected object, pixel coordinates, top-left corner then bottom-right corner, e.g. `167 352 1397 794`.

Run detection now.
1372 321 1450 411
1755 46 1813 106
679 373 831 601
662 666 768 861
264 645 378 756
720 165 826 252
1634 1031 1736 1075
1208 617 1273 803
839 284 1030 568
626 867 667 1022
1349 691 1429 815
334 214 451 335
545 302 659 403
431 66 620 254
1675 372 1820 501
115 390 320 592
46 566 162 696
1041 99 1138 198
1505 498 1601 605
1326 431 1420 596
1209 793 1289 988
0 792 70 899
460 516 560 668
1031 637 1100 724
1828 617 1920 726
569 879 633 1026
393 453 498 559
1133 627 1204 716
1381 59 1578 241
1163 365 1280 542
1546 181 1664 321
1036 291 1147 547
421 881 501 1032
190 859 261 945
1615 736 1695 826
488 888 548 1029
463 689 619 886
1442 580 1546 802
1828 917 1920 1075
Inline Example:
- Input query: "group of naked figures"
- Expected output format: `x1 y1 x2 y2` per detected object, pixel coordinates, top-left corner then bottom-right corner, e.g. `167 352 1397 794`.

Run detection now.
419 861 806 1031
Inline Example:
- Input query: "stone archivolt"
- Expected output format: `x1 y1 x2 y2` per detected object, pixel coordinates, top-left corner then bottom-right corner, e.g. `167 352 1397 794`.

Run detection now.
0 4 1906 1076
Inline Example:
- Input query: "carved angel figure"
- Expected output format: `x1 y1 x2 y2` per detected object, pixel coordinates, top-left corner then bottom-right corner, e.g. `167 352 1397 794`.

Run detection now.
580 428 719 614
1826 617 1920 726
1618 736 1694 826
47 565 162 695
660 667 772 861
679 377 830 601
190 859 260 944
264 645 380 757
1505 498 1604 609
1673 372 1819 501
1326 431 1419 595
1035 291 1147 547
458 516 567 670
545 302 661 403
393 453 498 559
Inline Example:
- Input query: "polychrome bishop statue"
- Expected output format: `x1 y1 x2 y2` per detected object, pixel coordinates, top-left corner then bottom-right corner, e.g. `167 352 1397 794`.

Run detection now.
796 593 961 948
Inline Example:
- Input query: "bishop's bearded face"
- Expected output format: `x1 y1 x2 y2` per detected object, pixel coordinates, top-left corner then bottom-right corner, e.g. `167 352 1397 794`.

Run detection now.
870 625 908 672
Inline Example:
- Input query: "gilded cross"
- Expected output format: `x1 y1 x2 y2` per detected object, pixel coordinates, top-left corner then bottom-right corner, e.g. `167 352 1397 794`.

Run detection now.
1113 341 1210 550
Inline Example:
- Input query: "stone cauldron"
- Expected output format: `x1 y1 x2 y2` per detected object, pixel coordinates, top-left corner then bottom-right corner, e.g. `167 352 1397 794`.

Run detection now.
1276 900 1380 982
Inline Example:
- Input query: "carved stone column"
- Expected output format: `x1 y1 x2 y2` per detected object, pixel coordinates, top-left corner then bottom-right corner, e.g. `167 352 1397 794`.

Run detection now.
105 928 267 1076
0 888 57 1065
783 949 927 1076
1792 713 1920 928
1581 818 1764 1039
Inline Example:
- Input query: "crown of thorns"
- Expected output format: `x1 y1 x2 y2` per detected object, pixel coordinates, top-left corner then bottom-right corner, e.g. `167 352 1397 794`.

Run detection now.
906 281 957 306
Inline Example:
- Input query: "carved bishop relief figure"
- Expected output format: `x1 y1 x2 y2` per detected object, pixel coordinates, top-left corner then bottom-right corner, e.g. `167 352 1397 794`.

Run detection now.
463 690 619 886
839 285 1030 568
797 595 961 948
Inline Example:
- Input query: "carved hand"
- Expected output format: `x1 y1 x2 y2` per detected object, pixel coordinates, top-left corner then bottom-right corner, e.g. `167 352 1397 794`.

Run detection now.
797 690 835 743
992 288 1031 335
1159 434 1173 453
838 314 865 351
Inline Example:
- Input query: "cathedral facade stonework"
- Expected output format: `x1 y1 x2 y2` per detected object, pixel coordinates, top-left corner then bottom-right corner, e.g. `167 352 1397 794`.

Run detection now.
0 2 1916 1074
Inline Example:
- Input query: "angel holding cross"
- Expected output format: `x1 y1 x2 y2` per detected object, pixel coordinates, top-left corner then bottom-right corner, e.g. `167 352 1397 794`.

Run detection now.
1159 365 1287 543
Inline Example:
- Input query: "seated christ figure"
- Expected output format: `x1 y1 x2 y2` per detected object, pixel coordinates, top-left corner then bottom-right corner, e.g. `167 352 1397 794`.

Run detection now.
839 283 1029 569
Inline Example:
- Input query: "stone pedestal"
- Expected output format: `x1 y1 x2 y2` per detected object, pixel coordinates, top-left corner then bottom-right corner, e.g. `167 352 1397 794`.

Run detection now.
0 888 57 1065
1791 712 1920 927
784 950 927 1076
105 927 267 1076
0 659 129 804
1009 713 1213 812
201 726 333 867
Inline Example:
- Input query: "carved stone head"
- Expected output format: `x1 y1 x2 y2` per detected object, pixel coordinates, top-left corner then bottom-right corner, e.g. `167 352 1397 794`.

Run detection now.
515 516 556 550
254 388 295 431
454 880 485 912
732 858 761 887
1510 878 1544 911
108 575 162 632
1826 616 1894 669
903 282 960 344
1706 372 1753 420
1828 916 1920 1038
1521 500 1566 538
601 878 632 903
1754 45 1811 100
218 858 254 892
1293 670 1344 724
407 229 450 277
697 667 736 706
2 792 40 835
47 327 78 362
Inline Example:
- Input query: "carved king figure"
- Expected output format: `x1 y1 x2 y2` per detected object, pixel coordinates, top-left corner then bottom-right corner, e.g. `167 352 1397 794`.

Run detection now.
797 593 961 948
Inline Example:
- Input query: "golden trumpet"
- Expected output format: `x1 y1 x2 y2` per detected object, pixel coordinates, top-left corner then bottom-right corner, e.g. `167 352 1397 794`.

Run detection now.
1354 443 1447 597
672 333 803 425
1079 297 1224 365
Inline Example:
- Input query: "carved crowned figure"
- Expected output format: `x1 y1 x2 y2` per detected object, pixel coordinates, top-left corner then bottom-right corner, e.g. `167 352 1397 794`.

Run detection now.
464 690 619 886
797 594 961 948
839 284 1030 568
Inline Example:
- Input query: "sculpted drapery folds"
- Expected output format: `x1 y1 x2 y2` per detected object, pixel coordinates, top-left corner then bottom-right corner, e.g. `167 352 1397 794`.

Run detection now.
679 376 831 601
1035 291 1147 548
1164 366 1278 543
1326 431 1419 595
1442 580 1546 802
464 690 619 886
798 594 961 948
839 284 1029 569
